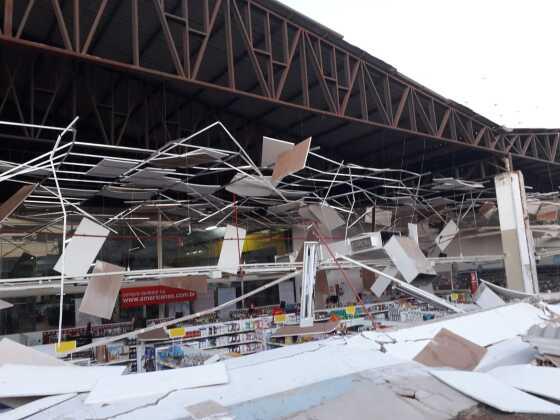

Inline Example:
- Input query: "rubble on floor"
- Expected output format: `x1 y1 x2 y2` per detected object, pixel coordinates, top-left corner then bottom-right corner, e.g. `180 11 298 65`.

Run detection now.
0 302 558 419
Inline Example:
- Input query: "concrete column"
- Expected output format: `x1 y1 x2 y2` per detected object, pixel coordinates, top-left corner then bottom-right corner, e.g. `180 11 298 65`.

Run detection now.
494 171 539 293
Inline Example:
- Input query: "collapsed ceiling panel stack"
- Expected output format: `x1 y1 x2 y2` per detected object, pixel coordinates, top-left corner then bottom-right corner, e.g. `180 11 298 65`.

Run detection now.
86 159 138 179
123 169 180 189
0 119 501 236
99 186 157 201
0 119 553 305
150 148 228 169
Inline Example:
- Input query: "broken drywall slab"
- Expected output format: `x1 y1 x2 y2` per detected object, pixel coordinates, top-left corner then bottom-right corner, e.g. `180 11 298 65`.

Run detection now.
234 363 475 420
33 363 472 420
434 220 458 252
360 303 545 360
413 328 487 371
79 261 123 319
0 364 125 397
0 339 66 367
85 362 229 405
286 379 447 420
472 283 505 309
365 364 476 420
338 254 459 313
370 267 398 298
384 236 436 283
217 224 246 275
480 279 535 300
430 370 560 414
10 393 166 419
261 136 294 167
271 137 311 183
85 344 400 417
476 337 537 372
224 364 476 420
489 364 560 402
53 218 110 278
1 393 77 420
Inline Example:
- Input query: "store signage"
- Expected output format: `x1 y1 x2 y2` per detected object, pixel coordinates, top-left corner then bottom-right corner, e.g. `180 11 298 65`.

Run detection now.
55 340 76 353
120 285 197 309
168 327 186 338
273 313 286 324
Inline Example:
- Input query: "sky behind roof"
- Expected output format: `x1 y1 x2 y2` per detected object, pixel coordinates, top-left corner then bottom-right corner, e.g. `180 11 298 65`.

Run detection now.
279 0 559 129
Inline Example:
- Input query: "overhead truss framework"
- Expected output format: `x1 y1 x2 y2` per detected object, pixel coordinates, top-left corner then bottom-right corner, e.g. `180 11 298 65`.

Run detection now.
0 0 559 165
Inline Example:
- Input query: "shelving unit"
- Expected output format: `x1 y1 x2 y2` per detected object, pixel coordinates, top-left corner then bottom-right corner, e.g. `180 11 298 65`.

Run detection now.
104 358 135 365
171 319 265 352
196 339 260 351
94 300 404 371
182 328 256 342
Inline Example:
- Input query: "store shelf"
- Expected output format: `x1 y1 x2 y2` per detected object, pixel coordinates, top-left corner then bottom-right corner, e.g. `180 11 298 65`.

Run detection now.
197 339 260 350
103 358 135 365
180 328 255 342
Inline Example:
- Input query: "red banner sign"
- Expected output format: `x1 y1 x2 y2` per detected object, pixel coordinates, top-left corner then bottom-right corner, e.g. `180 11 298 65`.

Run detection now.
120 285 197 309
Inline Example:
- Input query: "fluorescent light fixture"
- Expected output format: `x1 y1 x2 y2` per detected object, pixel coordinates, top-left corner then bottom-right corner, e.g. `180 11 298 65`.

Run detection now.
205 225 218 231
